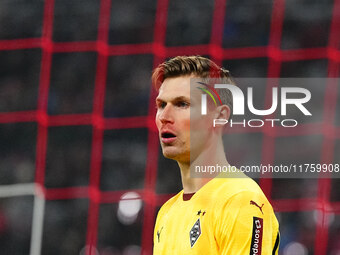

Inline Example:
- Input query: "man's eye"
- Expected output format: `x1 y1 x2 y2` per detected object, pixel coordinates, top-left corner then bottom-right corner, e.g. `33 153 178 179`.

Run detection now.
156 102 166 109
176 101 189 108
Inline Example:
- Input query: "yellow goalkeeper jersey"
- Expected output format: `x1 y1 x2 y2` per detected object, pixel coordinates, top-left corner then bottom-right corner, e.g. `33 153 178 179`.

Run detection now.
153 174 280 255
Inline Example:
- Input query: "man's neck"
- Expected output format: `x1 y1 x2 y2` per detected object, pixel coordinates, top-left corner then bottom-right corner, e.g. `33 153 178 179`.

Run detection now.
177 138 229 194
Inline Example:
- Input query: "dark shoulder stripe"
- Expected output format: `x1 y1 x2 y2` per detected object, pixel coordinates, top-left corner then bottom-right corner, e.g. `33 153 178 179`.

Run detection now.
272 231 280 255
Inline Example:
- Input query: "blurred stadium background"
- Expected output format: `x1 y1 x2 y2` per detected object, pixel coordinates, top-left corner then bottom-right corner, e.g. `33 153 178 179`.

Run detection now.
0 0 339 254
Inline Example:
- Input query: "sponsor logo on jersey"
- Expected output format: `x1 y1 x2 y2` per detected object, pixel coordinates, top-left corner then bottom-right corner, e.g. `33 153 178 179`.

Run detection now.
189 218 201 248
250 217 263 255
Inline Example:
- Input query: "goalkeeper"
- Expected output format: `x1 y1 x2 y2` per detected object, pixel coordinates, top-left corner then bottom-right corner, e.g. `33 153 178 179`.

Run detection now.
152 56 279 254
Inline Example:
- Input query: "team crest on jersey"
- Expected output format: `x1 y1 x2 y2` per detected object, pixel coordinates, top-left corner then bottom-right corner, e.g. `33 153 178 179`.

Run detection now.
189 218 201 247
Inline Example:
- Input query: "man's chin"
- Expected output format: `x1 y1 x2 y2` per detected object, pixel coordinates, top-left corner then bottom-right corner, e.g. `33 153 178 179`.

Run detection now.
161 147 189 162
162 149 178 160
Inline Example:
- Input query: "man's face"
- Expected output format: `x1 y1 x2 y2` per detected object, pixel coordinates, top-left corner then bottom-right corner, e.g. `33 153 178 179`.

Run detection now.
155 76 191 162
155 76 214 163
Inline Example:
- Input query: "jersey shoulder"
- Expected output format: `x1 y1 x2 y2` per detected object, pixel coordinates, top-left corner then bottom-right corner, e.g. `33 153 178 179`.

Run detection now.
156 190 183 219
212 175 265 199
210 176 274 213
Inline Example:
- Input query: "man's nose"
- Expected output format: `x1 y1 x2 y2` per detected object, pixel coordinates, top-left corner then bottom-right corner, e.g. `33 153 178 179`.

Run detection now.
159 105 174 124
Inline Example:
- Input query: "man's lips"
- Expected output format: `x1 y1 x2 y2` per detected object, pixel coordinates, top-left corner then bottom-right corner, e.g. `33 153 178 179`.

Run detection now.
160 130 177 144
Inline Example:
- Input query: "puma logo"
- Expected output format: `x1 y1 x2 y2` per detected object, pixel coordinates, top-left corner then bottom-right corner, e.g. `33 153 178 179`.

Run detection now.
157 227 163 243
250 200 264 214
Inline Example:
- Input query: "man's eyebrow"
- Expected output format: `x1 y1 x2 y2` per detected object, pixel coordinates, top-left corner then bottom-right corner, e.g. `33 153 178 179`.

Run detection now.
155 98 163 104
156 96 190 103
172 96 190 102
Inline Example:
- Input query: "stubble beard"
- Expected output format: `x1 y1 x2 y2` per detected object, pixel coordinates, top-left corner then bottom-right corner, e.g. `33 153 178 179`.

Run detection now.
161 143 190 163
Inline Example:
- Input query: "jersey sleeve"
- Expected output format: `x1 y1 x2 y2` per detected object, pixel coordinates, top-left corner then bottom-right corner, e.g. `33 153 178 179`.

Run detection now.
214 190 280 255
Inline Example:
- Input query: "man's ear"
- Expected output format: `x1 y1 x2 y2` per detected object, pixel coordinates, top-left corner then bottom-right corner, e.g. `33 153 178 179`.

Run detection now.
214 105 231 120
